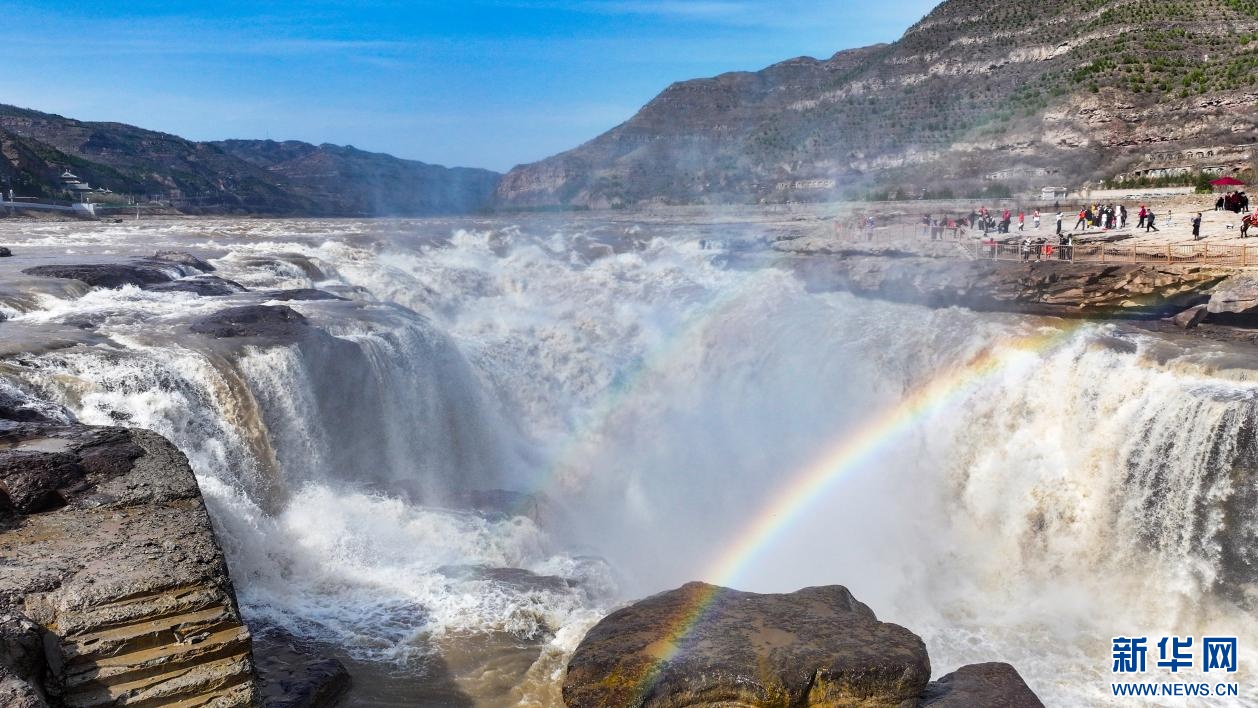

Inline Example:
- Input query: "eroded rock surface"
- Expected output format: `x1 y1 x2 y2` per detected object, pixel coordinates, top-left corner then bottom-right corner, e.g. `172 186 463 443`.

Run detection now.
791 256 1230 319
920 663 1043 707
190 305 310 339
563 583 931 708
0 422 258 707
1207 273 1258 316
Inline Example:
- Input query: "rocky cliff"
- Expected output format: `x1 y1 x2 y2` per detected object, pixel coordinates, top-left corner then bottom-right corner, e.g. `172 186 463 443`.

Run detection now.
497 0 1258 209
0 421 258 707
787 256 1233 319
0 104 500 217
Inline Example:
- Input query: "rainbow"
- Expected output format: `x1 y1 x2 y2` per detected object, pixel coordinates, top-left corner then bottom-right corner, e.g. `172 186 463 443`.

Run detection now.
621 323 1086 703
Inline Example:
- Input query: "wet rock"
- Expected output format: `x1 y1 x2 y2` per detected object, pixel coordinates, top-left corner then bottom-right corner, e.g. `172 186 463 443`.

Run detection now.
149 275 249 297
0 422 258 706
266 288 347 302
563 582 931 708
1172 304 1209 329
0 384 65 424
190 305 310 339
23 263 175 289
0 247 11 258
150 250 216 272
920 663 1043 707
253 628 351 708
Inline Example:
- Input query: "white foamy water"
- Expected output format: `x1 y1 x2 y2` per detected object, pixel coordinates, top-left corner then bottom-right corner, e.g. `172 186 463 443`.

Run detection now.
1 216 1256 706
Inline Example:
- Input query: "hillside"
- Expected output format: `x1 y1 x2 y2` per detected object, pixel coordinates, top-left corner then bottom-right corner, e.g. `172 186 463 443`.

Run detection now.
496 0 1258 209
0 105 499 216
213 140 500 217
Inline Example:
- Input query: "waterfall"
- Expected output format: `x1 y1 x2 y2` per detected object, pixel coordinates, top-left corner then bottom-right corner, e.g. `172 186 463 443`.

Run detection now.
1 217 1256 705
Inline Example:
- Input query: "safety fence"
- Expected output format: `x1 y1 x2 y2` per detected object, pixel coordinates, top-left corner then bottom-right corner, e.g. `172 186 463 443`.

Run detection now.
976 241 1258 267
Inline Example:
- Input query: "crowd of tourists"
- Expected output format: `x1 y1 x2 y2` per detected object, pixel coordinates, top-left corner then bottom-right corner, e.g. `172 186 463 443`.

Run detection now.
1215 191 1250 213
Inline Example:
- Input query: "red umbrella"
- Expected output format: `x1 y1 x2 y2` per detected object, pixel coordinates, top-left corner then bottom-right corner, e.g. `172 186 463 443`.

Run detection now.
1211 176 1247 187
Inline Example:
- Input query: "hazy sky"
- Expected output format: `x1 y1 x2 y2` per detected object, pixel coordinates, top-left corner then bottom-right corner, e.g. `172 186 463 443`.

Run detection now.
1 1 937 172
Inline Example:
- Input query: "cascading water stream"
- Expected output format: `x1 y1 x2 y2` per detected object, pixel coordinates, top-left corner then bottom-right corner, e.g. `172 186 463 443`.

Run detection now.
0 217 1255 705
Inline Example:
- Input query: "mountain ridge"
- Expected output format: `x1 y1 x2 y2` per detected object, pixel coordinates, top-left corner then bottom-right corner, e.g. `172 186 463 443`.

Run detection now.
0 104 500 216
495 0 1258 208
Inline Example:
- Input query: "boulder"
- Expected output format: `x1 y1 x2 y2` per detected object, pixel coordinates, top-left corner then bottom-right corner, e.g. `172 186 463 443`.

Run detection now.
0 422 258 706
23 263 175 289
920 663 1043 707
253 628 352 708
0 247 12 258
149 275 249 297
150 250 216 272
1207 273 1258 316
190 305 310 339
563 583 931 708
266 288 347 302
1172 304 1209 330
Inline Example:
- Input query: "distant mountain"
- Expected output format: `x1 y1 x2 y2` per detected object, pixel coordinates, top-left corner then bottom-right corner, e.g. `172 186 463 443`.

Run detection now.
0 104 499 216
213 140 499 217
496 0 1258 208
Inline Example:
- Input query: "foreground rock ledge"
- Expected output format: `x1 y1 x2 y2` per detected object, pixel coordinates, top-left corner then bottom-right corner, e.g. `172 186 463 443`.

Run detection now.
563 582 1043 708
0 422 258 707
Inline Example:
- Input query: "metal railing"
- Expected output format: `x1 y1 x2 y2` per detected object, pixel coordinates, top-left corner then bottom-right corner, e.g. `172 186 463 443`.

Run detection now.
976 241 1258 266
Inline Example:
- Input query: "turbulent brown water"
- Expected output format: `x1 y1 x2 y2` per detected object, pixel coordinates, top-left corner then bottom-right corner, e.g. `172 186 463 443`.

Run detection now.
0 215 1256 706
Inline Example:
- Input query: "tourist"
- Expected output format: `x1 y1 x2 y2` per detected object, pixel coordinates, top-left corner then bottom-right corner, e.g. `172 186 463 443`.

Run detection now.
1075 208 1087 230
1018 212 1025 232
1001 209 1012 234
1138 204 1147 229
1034 210 1041 230
1146 210 1159 232
1119 204 1128 229
1056 211 1064 235
1192 213 1202 240
1216 196 1226 212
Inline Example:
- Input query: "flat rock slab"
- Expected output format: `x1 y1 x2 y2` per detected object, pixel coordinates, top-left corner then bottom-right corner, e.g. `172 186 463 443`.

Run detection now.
23 264 176 290
920 663 1043 707
563 582 930 708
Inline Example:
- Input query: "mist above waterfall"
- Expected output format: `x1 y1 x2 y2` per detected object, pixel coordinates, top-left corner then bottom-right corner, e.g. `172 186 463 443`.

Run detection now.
1 214 1256 705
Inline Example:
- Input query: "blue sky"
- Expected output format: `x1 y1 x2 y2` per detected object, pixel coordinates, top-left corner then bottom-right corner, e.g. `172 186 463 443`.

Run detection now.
1 1 937 172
